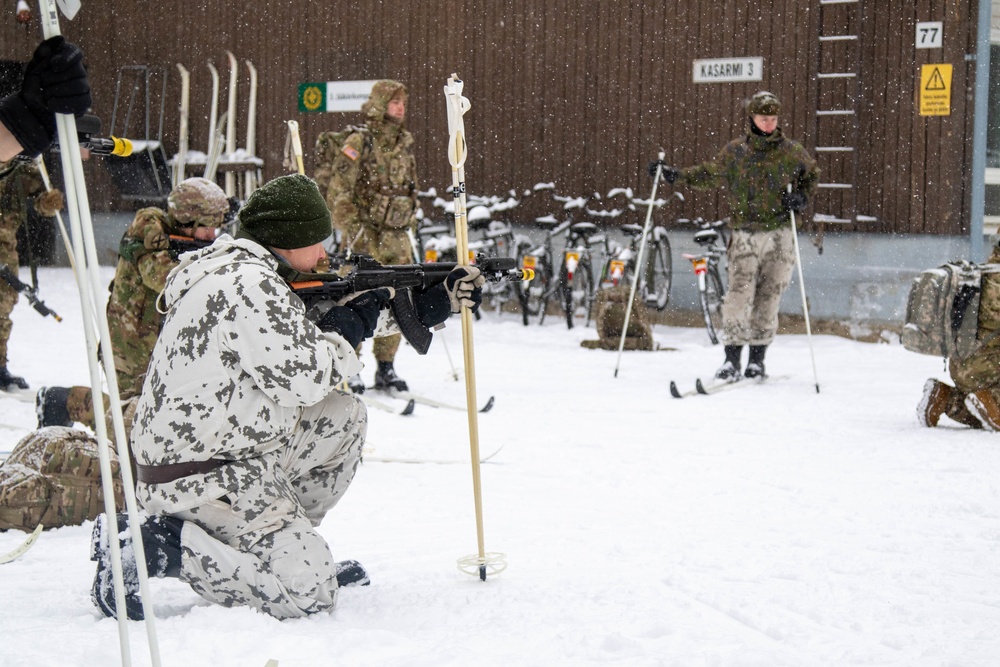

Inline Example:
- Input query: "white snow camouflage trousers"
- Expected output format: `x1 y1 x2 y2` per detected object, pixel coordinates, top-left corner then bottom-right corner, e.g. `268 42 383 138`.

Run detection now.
721 227 797 346
172 392 365 619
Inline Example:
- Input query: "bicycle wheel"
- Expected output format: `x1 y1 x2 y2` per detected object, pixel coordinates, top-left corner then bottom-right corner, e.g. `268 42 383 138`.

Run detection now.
561 257 595 329
700 265 726 345
643 231 672 310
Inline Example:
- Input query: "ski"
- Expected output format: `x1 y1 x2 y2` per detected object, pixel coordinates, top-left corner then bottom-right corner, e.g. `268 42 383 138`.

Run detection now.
670 375 790 398
363 444 504 465
0 523 43 564
375 389 495 413
359 393 415 416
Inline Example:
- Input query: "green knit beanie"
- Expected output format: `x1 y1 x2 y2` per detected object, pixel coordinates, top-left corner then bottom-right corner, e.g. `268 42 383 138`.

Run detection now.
236 174 332 249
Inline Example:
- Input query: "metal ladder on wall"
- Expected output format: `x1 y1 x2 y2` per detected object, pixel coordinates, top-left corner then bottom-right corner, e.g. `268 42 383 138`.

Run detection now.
812 0 875 227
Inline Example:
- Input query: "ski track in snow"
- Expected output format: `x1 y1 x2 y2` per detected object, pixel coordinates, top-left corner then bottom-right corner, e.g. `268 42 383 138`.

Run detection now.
0 267 999 665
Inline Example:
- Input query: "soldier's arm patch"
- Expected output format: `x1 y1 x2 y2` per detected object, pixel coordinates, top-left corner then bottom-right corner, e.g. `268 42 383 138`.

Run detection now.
342 145 360 161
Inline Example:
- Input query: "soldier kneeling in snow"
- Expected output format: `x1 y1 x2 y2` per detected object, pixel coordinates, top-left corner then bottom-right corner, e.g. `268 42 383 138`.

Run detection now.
918 243 1000 430
89 174 484 620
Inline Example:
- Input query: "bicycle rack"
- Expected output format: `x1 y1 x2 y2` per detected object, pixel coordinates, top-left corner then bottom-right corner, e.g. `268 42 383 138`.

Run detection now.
104 65 172 207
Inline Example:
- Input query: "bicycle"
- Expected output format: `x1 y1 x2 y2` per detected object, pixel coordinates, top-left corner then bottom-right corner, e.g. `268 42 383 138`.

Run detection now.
417 189 521 314
599 222 672 311
516 188 612 328
678 217 729 345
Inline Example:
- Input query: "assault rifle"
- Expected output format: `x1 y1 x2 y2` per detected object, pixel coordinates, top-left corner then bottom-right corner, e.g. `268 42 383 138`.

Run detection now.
289 254 532 354
0 263 61 322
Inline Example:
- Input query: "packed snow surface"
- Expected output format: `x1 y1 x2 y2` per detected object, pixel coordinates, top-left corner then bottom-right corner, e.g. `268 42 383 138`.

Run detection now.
0 267 998 666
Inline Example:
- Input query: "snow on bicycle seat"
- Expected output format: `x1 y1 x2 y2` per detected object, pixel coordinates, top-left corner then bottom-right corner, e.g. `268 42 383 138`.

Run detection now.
620 224 644 237
570 222 599 236
694 229 720 246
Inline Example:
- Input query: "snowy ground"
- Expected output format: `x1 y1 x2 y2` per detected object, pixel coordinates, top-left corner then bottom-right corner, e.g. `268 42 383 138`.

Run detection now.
1 267 999 666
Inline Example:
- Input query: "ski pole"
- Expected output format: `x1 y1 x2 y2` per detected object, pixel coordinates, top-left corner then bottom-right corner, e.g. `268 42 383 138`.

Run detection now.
34 156 78 275
787 184 820 393
38 2 162 665
444 74 506 582
613 151 665 377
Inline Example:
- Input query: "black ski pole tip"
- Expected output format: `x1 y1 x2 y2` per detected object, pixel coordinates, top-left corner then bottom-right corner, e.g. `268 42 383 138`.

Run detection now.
479 564 487 581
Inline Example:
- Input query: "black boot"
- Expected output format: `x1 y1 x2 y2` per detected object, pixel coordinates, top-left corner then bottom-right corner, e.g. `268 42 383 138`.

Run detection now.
91 513 184 620
335 559 370 587
714 345 743 382
373 361 408 392
0 366 28 390
745 345 768 379
36 386 73 428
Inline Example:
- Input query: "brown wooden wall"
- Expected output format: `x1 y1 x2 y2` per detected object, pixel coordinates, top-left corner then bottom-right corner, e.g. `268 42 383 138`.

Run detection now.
0 0 982 235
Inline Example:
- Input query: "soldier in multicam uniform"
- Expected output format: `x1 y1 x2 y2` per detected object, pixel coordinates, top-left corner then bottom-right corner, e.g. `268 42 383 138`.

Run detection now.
88 174 483 620
36 177 228 438
325 80 419 393
650 91 819 381
918 243 1000 430
0 159 65 390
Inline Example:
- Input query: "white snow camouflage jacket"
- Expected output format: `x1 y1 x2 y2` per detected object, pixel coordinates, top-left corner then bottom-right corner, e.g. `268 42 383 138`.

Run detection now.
132 234 386 514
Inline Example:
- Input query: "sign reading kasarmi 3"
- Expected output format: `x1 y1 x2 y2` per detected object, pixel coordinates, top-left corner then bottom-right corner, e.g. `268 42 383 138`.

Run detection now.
298 80 379 112
692 57 763 83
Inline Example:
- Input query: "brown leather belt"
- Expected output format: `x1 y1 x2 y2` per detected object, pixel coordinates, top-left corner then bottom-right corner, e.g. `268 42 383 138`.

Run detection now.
136 459 227 484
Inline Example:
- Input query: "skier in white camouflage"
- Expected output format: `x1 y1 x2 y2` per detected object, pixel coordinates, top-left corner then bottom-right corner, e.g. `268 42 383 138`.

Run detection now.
89 174 485 620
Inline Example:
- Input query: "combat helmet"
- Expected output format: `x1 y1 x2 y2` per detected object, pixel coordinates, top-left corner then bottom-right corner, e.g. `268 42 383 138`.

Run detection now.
167 177 228 228
746 91 781 116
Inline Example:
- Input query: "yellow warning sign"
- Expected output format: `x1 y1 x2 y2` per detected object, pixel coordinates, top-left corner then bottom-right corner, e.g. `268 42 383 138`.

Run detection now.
919 64 952 116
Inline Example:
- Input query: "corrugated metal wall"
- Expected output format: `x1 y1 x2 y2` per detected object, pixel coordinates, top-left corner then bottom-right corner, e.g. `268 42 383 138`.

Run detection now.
0 0 981 234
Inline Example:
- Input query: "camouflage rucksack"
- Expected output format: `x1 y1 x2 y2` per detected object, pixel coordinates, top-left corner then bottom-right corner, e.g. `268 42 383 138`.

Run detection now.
0 427 125 532
580 285 654 351
902 261 1000 360
313 124 371 197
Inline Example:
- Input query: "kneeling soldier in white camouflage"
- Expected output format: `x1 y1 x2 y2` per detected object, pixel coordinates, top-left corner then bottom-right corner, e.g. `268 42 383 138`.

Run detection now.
89 174 484 620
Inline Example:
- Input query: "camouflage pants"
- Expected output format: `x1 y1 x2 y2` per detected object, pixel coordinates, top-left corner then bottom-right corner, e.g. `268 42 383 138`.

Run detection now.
172 392 366 619
721 228 796 346
351 225 413 363
0 279 17 366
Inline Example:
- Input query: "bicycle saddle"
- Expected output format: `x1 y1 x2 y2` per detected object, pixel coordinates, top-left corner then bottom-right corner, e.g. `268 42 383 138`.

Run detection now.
620 224 644 237
569 222 599 237
694 229 720 246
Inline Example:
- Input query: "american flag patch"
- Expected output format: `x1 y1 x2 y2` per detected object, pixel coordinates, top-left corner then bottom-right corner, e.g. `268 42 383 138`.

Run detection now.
342 145 360 161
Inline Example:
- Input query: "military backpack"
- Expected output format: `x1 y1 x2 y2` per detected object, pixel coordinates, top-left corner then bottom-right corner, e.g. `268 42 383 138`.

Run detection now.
0 427 124 532
313 124 371 197
901 261 1000 359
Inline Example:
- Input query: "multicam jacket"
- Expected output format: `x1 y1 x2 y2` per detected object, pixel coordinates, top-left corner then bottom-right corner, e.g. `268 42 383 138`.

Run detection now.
107 207 182 396
326 81 419 260
132 235 371 515
680 127 820 232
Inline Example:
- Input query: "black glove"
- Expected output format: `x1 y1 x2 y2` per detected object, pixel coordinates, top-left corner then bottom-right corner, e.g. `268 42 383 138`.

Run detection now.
781 190 808 213
317 288 391 348
0 37 91 157
647 160 679 184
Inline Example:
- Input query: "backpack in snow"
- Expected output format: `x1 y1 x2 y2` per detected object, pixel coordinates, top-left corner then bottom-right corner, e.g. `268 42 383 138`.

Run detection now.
0 427 124 532
313 124 369 197
901 260 1000 359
